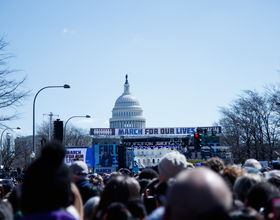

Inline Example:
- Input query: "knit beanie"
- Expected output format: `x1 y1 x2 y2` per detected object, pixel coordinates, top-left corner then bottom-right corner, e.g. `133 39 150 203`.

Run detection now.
158 151 187 181
21 141 72 216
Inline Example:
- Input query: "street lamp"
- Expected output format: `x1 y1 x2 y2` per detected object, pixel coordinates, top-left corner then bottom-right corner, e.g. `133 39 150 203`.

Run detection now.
0 127 21 166
33 84 70 154
63 115 91 146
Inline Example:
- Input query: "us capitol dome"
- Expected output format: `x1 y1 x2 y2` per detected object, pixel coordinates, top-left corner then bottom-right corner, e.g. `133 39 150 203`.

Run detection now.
109 75 146 129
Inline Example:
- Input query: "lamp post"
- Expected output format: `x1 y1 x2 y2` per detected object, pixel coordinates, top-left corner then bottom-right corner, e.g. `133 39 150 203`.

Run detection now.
6 133 11 166
0 127 21 166
63 115 91 146
33 84 70 154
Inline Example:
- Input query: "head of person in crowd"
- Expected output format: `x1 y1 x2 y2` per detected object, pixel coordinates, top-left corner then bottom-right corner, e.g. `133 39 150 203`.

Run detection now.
155 181 169 208
138 169 159 180
244 159 262 170
92 174 140 219
69 160 102 205
221 165 244 192
127 199 147 220
230 207 265 220
138 178 152 196
0 179 14 198
157 151 186 182
143 178 160 215
163 167 232 220
103 202 133 220
83 196 100 220
265 170 280 190
69 160 89 183
20 141 73 217
246 182 279 213
271 160 280 170
203 156 225 173
118 168 133 177
233 173 264 203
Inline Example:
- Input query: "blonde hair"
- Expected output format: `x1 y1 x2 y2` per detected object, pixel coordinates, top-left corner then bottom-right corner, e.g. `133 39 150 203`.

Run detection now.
71 183 84 220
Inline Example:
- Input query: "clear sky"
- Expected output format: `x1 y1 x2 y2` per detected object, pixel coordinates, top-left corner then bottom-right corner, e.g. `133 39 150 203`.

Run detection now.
0 0 280 138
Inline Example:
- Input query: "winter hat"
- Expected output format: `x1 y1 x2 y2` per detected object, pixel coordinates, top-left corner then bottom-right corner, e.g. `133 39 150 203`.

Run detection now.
69 161 88 180
158 151 187 181
20 141 72 216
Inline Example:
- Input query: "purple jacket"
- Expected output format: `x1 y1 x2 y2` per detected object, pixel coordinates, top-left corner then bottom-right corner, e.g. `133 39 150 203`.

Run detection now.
20 210 78 220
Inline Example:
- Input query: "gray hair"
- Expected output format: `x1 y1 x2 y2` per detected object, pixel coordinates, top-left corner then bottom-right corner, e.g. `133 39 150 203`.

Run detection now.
243 159 262 170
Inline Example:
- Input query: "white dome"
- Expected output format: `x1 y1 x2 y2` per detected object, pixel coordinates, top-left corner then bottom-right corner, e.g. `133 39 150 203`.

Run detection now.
115 94 140 107
109 75 146 129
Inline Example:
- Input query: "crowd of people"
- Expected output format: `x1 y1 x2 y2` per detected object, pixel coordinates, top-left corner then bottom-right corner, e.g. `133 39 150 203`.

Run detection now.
1 140 280 220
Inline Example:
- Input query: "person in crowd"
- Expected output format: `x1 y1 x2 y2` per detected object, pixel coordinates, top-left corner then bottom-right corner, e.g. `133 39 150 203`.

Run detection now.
163 167 232 220
260 167 271 177
7 186 22 219
233 173 263 204
83 196 100 220
103 202 133 220
142 178 159 215
20 141 77 220
146 181 169 220
244 159 262 170
265 170 280 190
203 156 225 173
271 160 280 170
221 165 244 192
91 174 140 219
0 179 14 200
67 183 84 220
69 161 103 205
0 201 13 220
264 196 280 220
230 207 265 220
157 151 186 182
138 169 158 181
101 150 112 167
138 169 158 197
90 174 105 188
127 199 147 220
246 182 279 214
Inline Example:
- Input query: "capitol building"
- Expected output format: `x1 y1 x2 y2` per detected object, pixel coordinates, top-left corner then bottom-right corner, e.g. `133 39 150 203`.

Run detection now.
91 75 225 170
109 75 146 129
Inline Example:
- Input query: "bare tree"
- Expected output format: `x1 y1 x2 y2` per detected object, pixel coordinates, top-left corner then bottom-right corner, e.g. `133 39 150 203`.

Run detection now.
218 84 280 163
36 121 91 147
64 125 91 147
0 35 30 125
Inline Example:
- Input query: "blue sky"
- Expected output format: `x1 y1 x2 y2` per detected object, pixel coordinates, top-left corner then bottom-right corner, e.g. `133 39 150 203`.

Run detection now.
0 0 280 137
